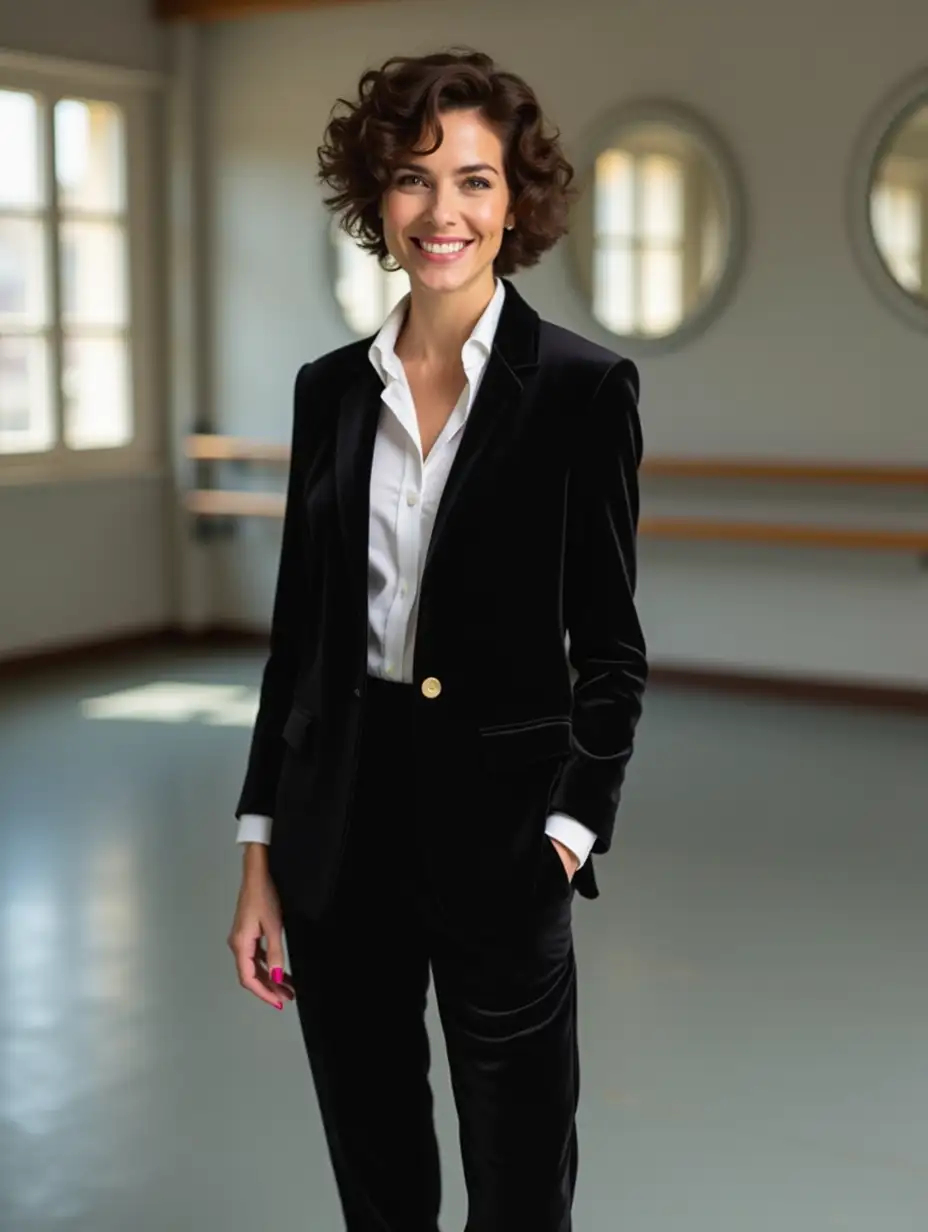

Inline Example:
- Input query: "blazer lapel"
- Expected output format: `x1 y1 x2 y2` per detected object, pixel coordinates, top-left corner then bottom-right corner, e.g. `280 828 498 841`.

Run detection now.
422 278 540 578
332 277 541 614
334 363 382 627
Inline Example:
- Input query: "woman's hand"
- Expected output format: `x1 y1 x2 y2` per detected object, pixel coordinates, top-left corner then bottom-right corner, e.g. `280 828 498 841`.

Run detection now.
548 836 579 882
227 845 295 1011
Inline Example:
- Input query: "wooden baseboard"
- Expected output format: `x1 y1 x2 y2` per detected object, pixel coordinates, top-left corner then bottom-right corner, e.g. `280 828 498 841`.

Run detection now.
3 626 927 714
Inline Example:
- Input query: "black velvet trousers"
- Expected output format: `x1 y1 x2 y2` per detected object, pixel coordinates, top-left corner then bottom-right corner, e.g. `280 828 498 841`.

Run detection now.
283 674 580 1232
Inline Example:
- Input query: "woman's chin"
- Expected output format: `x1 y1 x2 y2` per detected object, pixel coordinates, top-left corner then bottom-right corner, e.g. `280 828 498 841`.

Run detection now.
407 259 489 295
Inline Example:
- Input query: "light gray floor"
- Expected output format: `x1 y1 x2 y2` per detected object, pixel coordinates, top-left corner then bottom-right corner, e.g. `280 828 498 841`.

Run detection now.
1 644 926 1231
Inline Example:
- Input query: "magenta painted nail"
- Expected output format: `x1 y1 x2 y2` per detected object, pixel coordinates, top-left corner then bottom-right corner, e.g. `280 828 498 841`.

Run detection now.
271 967 283 984
275 1001 283 1011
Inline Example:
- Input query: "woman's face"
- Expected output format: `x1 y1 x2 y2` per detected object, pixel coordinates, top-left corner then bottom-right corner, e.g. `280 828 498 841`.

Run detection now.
380 107 514 297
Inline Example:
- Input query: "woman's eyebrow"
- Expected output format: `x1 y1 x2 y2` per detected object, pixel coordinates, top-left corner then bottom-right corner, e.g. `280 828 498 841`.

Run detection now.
395 161 500 175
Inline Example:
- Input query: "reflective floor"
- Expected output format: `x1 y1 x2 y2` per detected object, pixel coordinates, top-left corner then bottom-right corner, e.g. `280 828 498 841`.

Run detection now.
2 643 927 1231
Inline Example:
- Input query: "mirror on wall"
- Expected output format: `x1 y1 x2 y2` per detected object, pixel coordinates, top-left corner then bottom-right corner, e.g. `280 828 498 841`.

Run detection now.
567 102 745 350
329 221 409 336
850 70 928 330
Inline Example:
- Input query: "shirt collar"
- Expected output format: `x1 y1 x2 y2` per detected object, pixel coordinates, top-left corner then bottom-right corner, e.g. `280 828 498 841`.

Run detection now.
368 277 506 390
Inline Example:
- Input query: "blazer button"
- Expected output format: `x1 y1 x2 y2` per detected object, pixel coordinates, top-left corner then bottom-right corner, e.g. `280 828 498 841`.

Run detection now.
420 676 442 700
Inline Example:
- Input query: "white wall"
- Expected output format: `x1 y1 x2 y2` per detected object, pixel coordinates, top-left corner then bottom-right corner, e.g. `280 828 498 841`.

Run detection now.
204 0 928 686
0 1 170 660
0 476 169 651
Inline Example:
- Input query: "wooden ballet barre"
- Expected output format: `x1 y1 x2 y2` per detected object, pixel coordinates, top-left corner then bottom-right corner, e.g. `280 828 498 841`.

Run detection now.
641 459 928 486
186 434 290 463
186 490 286 518
183 489 928 552
184 435 928 487
639 518 928 552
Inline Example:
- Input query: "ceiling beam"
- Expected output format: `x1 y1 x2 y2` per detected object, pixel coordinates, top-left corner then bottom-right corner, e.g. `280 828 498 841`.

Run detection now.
155 0 375 21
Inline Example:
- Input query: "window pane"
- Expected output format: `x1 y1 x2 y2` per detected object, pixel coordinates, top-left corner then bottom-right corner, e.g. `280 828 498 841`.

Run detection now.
63 334 131 449
594 150 634 238
0 218 48 325
0 90 43 208
640 155 684 242
55 99 125 214
333 228 409 335
641 247 684 335
871 183 923 292
0 335 53 453
593 244 634 335
871 184 920 254
60 221 127 326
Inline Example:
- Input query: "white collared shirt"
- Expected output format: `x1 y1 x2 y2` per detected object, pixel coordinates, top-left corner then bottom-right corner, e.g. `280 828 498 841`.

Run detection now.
237 279 596 869
365 276 504 683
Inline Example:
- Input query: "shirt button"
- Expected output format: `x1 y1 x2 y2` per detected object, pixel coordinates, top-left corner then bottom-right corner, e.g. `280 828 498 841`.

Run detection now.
406 491 419 507
384 663 394 677
400 582 408 596
421 676 442 700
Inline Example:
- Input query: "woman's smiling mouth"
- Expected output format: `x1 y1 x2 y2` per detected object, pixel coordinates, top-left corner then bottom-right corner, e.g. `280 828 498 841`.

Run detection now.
411 237 475 261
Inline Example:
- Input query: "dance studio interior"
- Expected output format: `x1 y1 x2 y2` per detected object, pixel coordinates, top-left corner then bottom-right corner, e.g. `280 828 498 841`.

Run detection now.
1 1 927 1229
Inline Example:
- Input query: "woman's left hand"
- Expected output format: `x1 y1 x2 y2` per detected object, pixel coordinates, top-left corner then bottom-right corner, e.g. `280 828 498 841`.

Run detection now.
548 837 579 882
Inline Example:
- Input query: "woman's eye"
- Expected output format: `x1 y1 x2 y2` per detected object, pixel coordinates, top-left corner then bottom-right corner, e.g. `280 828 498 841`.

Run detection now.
395 174 490 190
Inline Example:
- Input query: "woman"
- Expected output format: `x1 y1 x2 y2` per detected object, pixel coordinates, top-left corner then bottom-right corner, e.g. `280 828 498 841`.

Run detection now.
227 48 648 1232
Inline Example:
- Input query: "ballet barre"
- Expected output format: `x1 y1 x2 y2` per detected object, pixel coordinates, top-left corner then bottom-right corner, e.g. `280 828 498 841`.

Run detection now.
183 435 928 554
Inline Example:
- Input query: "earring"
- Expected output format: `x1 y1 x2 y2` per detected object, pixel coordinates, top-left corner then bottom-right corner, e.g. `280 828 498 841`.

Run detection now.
505 223 514 231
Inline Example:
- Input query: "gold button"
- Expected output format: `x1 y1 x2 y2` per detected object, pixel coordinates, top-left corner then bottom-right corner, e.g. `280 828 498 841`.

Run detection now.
421 676 442 699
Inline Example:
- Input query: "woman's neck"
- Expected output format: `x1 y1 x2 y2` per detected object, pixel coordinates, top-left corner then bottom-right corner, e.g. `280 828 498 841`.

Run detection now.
396 274 497 367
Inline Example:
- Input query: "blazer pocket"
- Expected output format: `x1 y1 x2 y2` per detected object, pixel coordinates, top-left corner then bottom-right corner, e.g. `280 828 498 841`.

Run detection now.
478 716 572 768
281 705 316 756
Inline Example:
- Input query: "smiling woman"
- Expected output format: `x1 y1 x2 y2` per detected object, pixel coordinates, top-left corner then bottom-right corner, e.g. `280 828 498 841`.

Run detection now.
316 48 576 280
228 46 648 1232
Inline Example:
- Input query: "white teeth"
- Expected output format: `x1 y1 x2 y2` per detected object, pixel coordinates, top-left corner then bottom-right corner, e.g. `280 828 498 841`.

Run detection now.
420 240 468 254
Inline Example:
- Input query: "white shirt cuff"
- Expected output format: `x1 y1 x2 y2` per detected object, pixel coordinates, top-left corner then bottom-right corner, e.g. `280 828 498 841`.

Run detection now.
236 814 272 844
237 813 596 863
544 813 597 868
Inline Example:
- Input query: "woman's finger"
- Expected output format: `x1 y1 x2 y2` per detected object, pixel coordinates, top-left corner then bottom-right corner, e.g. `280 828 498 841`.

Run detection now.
231 928 287 1009
251 937 297 1002
264 926 293 995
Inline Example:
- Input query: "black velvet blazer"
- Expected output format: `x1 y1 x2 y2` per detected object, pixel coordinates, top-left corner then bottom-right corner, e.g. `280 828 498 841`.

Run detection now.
236 277 648 922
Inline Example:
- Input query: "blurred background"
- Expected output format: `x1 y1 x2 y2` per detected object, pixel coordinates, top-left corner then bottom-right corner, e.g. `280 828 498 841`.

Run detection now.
1 1 927 1229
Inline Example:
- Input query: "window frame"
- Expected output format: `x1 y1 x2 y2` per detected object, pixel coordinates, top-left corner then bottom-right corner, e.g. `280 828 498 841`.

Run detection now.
0 51 164 484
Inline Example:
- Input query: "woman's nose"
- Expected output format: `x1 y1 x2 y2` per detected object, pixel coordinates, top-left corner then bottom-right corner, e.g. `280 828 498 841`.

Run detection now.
424 182 460 230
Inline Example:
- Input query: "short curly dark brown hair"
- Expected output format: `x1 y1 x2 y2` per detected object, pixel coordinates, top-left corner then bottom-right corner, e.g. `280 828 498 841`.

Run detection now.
317 49 576 277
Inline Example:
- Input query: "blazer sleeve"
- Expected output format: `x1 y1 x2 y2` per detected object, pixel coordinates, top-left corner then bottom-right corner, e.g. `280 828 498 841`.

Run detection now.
547 358 648 855
235 362 314 820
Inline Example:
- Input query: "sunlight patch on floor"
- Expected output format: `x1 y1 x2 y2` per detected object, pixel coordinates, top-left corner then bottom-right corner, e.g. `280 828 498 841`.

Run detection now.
79 682 259 727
